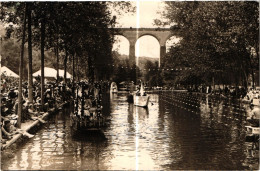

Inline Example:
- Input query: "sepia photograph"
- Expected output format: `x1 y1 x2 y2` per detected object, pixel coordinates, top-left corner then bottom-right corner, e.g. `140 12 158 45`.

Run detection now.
0 1 259 170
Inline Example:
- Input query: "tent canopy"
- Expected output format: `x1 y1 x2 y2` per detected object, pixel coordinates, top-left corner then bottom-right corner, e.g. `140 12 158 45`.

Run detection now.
58 69 72 79
1 66 19 78
33 67 72 79
33 67 57 78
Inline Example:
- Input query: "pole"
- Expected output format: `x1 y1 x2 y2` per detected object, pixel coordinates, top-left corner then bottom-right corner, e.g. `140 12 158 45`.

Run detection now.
18 4 27 128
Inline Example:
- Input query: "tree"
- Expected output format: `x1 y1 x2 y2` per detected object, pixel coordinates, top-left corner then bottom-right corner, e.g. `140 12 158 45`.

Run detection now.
1 1 136 85
27 2 33 103
17 3 27 128
157 1 259 87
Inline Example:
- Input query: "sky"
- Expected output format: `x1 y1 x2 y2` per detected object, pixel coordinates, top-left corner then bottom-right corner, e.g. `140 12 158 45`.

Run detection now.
112 1 167 28
112 1 172 58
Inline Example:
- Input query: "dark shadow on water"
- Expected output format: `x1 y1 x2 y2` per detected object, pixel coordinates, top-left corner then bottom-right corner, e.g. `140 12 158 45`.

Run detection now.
71 129 107 142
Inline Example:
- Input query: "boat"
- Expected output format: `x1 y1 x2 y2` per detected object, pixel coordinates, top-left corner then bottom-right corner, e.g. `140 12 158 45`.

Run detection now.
70 82 105 133
133 81 149 107
110 82 118 93
70 106 105 131
133 95 149 107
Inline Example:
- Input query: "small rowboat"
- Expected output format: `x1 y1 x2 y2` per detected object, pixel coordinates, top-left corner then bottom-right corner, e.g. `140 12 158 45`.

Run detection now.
133 81 149 107
133 95 149 107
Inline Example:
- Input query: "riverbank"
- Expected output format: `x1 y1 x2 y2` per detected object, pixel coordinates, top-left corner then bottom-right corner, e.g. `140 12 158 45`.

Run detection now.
1 101 71 151
150 90 252 103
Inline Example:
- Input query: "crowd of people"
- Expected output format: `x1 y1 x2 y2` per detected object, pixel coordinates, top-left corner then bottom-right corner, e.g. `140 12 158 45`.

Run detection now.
186 84 260 102
0 75 74 144
187 85 249 98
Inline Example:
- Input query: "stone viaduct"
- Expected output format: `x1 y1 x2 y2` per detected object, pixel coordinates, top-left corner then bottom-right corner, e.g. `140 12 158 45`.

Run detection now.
113 27 173 65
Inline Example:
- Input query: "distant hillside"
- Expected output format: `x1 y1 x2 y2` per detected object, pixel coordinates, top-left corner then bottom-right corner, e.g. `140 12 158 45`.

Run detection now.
117 54 159 69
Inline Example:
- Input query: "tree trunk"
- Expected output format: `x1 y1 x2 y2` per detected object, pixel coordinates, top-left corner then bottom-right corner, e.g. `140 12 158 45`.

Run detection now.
40 14 46 109
17 4 27 128
64 49 68 84
73 53 75 85
76 54 79 82
55 47 59 82
27 3 33 103
248 56 255 89
72 53 75 97
88 55 94 83
56 38 59 83
255 45 259 86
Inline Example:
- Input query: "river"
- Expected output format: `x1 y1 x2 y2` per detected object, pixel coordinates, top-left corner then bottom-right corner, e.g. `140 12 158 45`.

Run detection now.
2 91 259 170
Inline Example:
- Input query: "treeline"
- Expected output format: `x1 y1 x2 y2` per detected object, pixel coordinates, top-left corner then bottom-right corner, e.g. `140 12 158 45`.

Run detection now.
157 1 259 89
0 2 134 126
1 38 58 77
111 51 141 84
1 2 119 81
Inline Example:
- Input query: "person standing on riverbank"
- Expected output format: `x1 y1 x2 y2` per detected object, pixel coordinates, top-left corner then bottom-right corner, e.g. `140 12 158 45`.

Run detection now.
247 104 260 127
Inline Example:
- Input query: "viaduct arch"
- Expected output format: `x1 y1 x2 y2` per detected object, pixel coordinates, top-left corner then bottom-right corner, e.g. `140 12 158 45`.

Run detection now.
113 28 173 66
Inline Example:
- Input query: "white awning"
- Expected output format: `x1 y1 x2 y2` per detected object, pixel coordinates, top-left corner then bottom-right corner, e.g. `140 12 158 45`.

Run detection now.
1 66 19 78
33 67 72 79
33 67 57 78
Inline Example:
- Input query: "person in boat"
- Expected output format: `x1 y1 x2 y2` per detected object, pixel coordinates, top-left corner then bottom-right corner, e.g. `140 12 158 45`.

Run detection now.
136 85 141 96
129 81 135 94
247 104 260 127
138 80 147 96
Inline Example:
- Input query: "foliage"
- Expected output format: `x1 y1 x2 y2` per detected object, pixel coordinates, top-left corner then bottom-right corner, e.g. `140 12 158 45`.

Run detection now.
1 2 136 81
111 51 141 84
157 1 259 87
1 38 59 78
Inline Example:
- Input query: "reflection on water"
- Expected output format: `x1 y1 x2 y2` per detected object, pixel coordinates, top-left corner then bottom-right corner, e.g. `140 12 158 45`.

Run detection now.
2 91 259 170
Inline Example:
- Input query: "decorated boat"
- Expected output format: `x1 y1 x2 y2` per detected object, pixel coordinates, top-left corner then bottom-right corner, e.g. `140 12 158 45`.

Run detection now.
70 82 105 132
133 81 149 107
